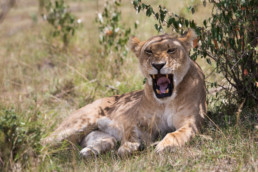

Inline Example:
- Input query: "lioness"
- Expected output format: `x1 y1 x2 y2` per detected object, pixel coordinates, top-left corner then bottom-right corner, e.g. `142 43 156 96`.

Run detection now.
43 29 206 158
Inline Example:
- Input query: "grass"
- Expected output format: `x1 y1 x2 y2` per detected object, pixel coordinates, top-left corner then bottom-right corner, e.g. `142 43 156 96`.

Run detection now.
0 0 257 171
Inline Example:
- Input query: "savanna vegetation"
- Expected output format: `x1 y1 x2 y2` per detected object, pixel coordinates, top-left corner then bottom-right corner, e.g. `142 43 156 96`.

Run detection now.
0 0 257 171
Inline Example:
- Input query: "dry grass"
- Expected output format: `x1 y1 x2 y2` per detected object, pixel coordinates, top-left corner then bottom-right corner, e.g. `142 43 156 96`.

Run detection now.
0 0 257 171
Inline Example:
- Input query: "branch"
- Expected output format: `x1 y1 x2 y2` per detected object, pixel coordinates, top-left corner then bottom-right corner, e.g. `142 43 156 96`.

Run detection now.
0 0 15 24
202 49 237 88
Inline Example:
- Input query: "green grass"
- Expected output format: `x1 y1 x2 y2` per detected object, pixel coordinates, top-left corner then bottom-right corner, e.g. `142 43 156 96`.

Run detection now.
0 0 257 171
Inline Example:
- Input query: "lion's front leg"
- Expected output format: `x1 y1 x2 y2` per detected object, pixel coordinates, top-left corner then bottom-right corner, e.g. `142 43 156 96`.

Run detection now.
155 123 196 153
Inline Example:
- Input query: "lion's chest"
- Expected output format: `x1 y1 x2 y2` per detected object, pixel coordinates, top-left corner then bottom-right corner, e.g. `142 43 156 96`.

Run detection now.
140 106 176 139
157 106 176 133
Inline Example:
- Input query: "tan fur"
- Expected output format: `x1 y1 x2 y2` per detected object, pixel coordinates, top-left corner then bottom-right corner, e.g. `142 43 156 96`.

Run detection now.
42 29 206 157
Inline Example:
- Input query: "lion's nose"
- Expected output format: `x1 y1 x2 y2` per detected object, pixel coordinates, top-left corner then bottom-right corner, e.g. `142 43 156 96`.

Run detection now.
152 63 166 71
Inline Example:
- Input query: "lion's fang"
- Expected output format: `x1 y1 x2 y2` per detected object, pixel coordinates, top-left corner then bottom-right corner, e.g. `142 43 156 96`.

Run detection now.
165 88 169 93
156 89 160 94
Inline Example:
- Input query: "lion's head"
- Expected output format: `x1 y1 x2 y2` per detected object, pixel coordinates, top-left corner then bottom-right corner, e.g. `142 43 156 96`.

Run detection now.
131 29 197 100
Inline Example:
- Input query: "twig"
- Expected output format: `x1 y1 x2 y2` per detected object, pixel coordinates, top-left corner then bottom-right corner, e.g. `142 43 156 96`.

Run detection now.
65 63 89 82
208 87 223 94
0 152 3 166
236 98 246 125
105 85 118 91
205 68 216 79
0 0 16 24
208 81 231 90
204 113 227 139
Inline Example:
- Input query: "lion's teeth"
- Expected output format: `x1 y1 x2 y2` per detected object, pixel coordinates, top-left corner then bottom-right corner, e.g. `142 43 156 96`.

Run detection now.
153 75 155 79
156 89 160 94
166 74 168 78
165 88 169 93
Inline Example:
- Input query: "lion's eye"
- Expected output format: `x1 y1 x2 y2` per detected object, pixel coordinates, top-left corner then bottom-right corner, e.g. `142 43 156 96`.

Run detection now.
145 49 152 55
167 48 176 54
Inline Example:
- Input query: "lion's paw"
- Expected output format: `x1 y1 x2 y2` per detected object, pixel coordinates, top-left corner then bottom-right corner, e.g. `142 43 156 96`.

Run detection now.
118 142 140 157
155 137 178 153
80 147 98 159
155 133 181 153
155 140 170 153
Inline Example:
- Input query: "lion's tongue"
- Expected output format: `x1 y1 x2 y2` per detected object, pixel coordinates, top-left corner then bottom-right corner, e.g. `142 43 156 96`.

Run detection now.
157 77 170 94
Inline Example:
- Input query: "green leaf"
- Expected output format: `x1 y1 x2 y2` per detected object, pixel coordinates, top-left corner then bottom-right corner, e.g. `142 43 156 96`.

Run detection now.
133 0 139 8
141 3 146 9
159 6 167 22
167 17 174 27
185 19 189 27
190 52 198 61
115 1 121 6
155 24 159 31
146 7 153 17
134 22 138 29
203 0 207 7
190 20 196 28
173 20 179 30
143 78 147 84
191 7 195 14
216 27 220 39
203 20 207 27
229 38 235 48
137 5 141 13
206 58 211 65
160 12 166 22
154 24 162 32
155 13 159 20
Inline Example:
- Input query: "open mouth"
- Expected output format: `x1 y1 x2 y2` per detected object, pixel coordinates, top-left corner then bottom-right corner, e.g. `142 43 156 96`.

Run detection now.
150 74 174 98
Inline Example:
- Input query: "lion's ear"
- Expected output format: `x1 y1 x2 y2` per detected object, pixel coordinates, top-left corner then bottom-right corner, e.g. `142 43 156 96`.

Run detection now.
178 29 197 52
130 36 145 57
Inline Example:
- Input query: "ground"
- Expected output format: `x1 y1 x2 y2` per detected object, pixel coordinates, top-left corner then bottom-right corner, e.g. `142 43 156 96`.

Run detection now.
0 0 257 171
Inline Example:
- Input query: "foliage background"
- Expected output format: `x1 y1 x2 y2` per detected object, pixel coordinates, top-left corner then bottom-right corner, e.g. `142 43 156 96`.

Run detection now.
0 0 257 171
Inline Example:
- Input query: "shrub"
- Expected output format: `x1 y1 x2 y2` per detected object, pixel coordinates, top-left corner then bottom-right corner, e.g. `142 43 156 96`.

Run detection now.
40 0 80 47
96 0 138 65
0 106 42 170
132 0 257 107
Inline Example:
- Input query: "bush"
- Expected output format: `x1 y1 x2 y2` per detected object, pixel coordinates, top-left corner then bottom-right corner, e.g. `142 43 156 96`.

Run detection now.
40 0 80 47
0 106 42 170
96 0 138 66
132 0 257 107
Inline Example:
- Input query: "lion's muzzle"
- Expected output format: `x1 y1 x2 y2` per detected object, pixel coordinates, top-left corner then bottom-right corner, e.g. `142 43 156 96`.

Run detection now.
150 74 174 98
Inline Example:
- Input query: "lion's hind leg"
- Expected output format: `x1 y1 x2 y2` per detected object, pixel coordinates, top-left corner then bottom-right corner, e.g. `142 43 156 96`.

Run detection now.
80 131 117 159
97 116 123 141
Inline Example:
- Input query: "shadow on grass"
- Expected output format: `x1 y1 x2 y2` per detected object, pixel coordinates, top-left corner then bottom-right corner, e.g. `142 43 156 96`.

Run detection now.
204 103 257 132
